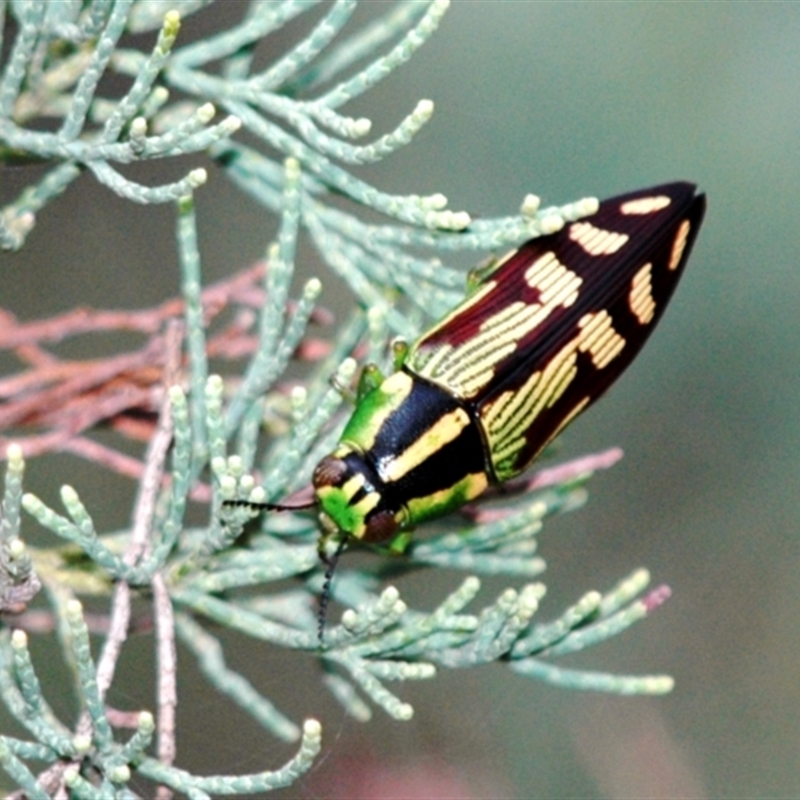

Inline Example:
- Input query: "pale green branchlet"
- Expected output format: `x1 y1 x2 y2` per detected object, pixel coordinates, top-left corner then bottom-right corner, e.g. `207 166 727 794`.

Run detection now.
0 2 673 796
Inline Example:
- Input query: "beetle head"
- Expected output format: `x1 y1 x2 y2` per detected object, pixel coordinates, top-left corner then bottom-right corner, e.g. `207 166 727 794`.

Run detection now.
312 445 406 543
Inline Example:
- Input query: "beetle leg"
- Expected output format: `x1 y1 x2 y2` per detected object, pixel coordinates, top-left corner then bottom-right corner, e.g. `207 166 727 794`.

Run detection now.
391 337 409 371
317 528 345 566
330 361 387 406
356 362 386 400
466 253 503 292
331 363 384 405
387 530 414 555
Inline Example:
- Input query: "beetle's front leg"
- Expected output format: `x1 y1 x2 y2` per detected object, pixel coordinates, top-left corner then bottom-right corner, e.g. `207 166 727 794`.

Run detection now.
331 361 386 405
387 530 414 555
466 253 504 293
331 337 409 405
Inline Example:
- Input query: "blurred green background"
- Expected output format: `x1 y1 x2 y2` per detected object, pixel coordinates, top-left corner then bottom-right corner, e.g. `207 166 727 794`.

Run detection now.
2 2 800 797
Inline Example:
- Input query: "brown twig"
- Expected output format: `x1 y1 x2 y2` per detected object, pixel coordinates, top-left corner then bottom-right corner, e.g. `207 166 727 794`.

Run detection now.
464 447 625 523
0 262 332 482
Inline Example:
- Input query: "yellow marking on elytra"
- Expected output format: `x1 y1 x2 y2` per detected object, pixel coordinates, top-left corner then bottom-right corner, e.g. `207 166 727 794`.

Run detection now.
414 256 582 399
620 195 671 215
522 251 560 288
417 282 497 351
669 219 691 271
545 345 582 402
482 311 624 473
445 302 543 397
524 253 583 306
629 263 656 324
411 340 450 380
381 408 471 483
490 391 592 480
578 312 626 368
569 221 629 256
594 334 626 369
483 335 583 475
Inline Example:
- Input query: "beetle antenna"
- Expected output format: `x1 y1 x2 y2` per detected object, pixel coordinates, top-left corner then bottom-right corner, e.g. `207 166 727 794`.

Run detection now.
221 498 315 512
318 537 347 646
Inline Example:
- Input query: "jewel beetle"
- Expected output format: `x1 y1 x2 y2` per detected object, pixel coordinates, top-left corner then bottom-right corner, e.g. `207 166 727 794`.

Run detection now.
229 181 705 563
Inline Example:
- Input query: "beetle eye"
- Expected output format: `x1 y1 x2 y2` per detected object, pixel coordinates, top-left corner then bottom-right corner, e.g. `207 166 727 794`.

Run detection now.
312 455 349 489
362 510 400 543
